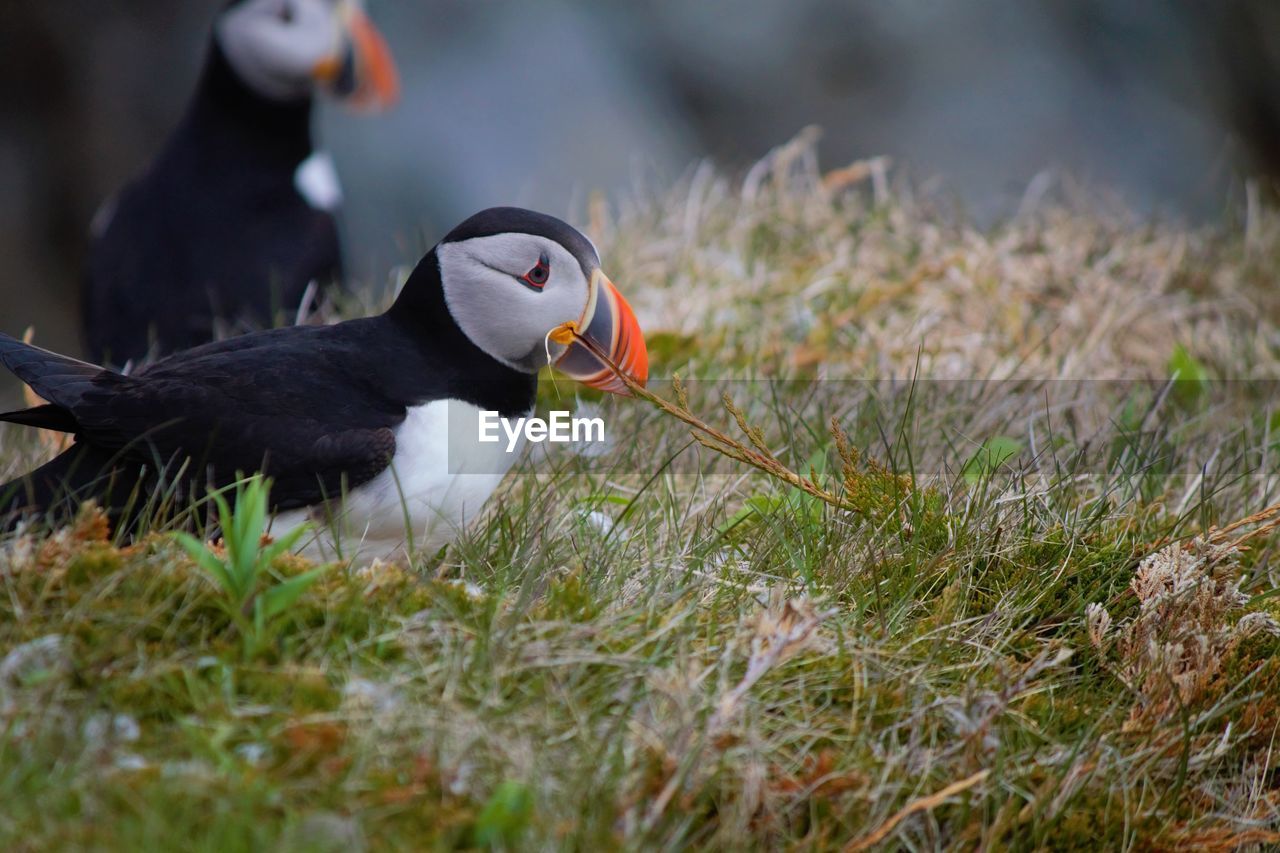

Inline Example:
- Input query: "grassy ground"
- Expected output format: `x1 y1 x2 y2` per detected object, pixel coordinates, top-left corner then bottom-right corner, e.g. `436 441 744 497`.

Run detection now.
3 132 1280 849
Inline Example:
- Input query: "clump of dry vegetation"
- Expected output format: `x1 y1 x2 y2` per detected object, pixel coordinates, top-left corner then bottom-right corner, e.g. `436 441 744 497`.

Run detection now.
1090 535 1277 730
2 130 1280 849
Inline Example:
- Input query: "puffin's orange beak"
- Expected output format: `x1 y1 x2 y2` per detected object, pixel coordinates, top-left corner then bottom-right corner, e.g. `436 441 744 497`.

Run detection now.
345 6 399 108
313 4 399 110
554 271 648 395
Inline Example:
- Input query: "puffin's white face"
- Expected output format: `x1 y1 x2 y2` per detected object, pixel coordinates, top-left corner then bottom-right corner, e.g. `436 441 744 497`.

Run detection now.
436 228 648 394
437 233 595 372
216 0 398 106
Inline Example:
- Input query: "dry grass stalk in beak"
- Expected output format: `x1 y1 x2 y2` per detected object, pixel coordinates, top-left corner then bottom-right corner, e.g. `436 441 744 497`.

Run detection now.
562 324 911 515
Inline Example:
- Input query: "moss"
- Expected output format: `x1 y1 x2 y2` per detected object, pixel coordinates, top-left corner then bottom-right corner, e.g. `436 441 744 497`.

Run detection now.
1034 790 1162 851
965 528 1138 631
356 762 477 848
239 666 341 714
62 545 123 586
535 571 602 622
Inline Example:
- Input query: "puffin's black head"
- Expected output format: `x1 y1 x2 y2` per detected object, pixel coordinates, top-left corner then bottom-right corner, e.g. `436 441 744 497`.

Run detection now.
406 207 648 395
216 0 398 108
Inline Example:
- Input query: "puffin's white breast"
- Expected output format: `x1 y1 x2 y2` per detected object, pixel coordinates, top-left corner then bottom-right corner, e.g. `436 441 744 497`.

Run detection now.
293 151 344 212
273 399 526 562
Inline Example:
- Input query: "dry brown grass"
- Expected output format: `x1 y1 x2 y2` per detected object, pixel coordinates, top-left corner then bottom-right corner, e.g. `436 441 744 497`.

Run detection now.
600 127 1280 381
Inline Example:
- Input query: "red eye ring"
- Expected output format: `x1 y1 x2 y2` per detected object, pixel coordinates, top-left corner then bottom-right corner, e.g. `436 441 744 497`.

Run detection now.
521 256 550 289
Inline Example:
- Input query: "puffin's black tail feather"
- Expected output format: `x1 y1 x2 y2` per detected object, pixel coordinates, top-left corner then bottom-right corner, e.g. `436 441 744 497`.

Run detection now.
0 332 119 412
0 404 80 433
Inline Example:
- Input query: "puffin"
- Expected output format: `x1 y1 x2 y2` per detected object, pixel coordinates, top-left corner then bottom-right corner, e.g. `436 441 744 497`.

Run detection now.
83 0 400 366
3 208 648 559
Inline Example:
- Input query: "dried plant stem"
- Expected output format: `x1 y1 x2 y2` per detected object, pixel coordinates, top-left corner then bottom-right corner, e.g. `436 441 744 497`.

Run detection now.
707 601 833 733
1210 500 1280 549
564 327 865 514
842 769 991 852
1168 828 1280 850
641 598 831 833
1141 500 1280 575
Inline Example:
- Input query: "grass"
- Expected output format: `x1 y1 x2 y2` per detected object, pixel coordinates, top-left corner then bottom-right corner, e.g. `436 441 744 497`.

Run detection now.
173 475 327 661
3 130 1280 849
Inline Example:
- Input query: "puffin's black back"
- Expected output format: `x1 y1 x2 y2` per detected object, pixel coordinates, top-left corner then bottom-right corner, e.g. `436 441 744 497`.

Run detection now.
5 246 537 532
82 36 342 365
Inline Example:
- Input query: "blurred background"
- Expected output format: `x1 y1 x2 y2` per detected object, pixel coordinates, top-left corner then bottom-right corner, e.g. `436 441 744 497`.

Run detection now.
2 0 1278 357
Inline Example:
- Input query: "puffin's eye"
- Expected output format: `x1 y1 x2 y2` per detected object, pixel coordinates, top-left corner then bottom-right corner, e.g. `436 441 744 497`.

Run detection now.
521 255 550 289
278 2 294 23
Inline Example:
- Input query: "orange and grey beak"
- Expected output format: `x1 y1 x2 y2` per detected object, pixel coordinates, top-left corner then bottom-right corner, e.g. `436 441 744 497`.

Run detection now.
313 3 399 110
555 271 648 395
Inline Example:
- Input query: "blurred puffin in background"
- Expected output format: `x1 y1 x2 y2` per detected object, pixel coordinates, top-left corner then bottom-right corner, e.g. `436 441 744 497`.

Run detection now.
83 0 399 366
5 208 648 560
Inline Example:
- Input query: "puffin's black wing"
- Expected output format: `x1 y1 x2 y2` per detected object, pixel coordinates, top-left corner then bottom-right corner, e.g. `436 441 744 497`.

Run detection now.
0 333 125 413
0 328 402 512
